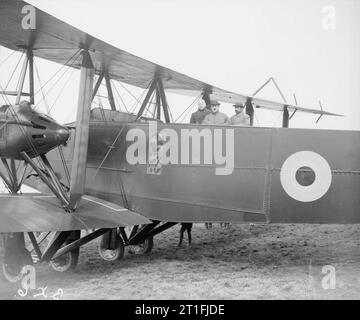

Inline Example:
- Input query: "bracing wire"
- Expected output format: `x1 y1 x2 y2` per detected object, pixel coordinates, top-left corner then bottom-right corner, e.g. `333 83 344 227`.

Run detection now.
174 94 201 123
112 80 129 113
34 50 81 110
3 51 25 92
33 49 81 98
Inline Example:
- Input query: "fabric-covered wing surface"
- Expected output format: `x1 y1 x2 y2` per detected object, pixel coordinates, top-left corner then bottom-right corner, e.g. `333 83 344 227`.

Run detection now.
0 193 151 232
0 0 208 90
0 0 341 116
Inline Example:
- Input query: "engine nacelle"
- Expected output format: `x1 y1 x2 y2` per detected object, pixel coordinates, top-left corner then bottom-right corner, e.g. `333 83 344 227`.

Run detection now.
0 102 69 160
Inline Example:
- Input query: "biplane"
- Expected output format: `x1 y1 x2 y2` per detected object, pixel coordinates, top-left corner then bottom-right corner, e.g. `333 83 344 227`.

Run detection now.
0 0 359 282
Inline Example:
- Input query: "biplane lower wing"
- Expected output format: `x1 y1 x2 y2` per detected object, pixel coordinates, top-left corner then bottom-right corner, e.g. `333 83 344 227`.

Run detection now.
0 193 151 232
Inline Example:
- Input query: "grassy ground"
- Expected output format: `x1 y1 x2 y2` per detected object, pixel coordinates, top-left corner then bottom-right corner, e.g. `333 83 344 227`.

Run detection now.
0 223 359 300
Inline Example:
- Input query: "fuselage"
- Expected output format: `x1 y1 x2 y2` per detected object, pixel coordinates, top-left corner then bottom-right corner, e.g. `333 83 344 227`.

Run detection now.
41 108 360 225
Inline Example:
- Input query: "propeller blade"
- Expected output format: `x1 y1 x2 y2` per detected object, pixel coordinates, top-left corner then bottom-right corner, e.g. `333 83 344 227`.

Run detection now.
69 50 94 210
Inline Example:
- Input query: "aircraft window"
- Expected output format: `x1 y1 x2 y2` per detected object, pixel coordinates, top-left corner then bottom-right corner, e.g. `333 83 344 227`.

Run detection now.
32 134 45 139
31 121 46 130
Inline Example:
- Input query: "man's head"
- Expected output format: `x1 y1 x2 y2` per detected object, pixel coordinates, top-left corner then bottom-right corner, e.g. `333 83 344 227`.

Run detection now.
198 99 206 111
210 100 220 114
234 103 245 114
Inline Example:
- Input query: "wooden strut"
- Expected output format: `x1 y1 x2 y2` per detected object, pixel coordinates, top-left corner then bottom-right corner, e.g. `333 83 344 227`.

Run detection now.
104 71 116 111
91 71 104 102
27 49 34 105
40 154 70 203
136 78 158 120
282 106 289 128
69 49 94 210
128 222 160 245
0 163 12 191
27 232 42 260
41 231 73 262
15 52 29 105
245 98 254 126
51 229 110 260
1 158 16 192
157 78 170 123
136 77 171 122
155 86 161 120
20 151 70 207
123 222 178 246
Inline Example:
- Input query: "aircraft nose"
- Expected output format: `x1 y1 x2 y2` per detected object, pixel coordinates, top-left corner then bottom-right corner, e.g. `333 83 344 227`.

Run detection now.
55 127 70 145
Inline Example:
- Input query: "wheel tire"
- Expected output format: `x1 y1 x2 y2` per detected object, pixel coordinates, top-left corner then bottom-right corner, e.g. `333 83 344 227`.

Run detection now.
98 234 125 261
1 234 33 283
2 263 24 283
49 249 79 273
138 236 154 254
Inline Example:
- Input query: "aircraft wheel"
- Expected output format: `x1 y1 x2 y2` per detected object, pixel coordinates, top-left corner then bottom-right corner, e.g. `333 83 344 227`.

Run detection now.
1 233 33 282
131 236 153 255
98 234 124 261
49 249 79 273
2 262 25 283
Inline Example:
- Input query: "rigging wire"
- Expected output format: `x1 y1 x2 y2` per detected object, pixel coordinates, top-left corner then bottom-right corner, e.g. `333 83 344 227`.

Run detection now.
34 50 81 110
0 50 16 68
117 81 143 105
34 61 50 113
174 94 201 123
33 49 81 98
48 64 77 115
92 79 153 179
112 80 130 113
3 51 25 93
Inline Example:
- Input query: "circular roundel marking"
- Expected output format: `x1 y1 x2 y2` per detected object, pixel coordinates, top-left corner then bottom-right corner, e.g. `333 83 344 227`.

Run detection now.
280 151 332 202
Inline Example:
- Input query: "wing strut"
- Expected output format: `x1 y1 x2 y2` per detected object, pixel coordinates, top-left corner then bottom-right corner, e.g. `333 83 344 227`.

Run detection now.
135 76 171 123
69 50 94 210
104 70 116 111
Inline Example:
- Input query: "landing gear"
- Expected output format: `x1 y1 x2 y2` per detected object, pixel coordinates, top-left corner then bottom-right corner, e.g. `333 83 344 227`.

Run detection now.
128 236 154 255
1 233 33 282
49 231 80 273
137 236 154 254
49 249 79 273
98 229 125 261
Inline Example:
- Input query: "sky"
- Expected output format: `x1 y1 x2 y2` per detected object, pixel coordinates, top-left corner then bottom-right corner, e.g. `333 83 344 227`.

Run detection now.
0 0 359 130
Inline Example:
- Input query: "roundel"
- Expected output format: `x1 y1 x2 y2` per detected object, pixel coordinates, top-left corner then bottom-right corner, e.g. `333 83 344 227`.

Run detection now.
280 151 332 202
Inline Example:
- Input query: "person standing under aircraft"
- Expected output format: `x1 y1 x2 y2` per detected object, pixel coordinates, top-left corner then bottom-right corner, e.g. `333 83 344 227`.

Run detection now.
205 222 212 229
202 100 228 125
178 223 192 246
228 103 250 126
190 100 210 124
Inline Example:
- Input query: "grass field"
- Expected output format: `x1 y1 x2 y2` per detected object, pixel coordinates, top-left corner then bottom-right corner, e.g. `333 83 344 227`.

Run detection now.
0 223 359 300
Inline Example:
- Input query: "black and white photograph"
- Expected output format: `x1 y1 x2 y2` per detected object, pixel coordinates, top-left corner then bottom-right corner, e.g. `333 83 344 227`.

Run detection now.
0 0 359 306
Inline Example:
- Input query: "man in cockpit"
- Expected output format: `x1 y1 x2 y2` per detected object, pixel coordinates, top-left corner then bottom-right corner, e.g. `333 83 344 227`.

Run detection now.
201 100 228 125
228 103 250 126
190 99 210 124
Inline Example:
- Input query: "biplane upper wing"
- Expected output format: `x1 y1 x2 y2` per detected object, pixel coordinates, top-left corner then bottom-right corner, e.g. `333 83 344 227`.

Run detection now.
169 89 342 116
0 0 342 117
0 193 151 232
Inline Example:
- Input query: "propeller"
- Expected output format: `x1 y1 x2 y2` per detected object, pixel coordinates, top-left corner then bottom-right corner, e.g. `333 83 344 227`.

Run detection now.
68 50 94 210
